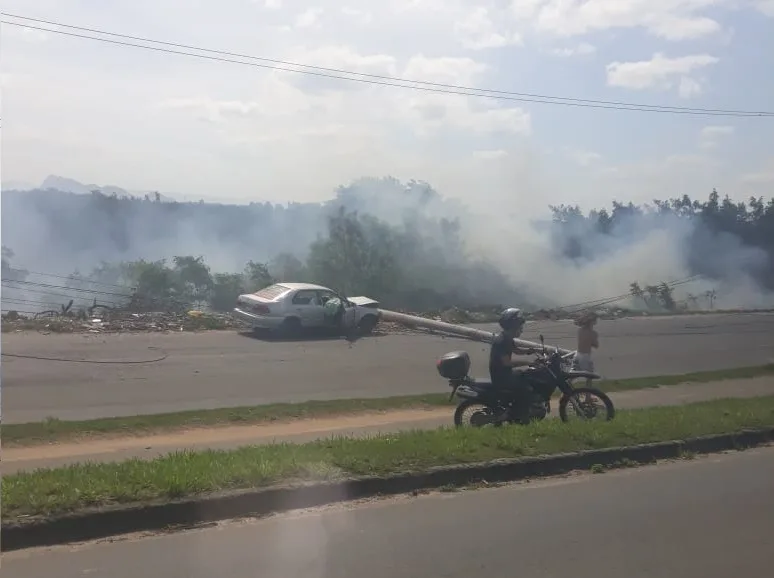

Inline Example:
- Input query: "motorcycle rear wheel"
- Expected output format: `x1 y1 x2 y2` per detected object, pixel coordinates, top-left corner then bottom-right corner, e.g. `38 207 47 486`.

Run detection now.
453 400 502 428
558 387 615 422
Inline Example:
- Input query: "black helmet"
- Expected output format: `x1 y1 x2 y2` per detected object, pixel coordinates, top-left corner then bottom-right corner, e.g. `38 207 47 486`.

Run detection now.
499 307 525 331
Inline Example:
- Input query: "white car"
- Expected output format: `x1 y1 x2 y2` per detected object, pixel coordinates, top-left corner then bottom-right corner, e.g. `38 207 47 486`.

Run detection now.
233 282 381 335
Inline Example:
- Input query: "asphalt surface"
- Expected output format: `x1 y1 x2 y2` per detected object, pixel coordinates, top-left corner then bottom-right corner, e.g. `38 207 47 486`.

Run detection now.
3 313 773 423
6 446 774 577
6 377 774 474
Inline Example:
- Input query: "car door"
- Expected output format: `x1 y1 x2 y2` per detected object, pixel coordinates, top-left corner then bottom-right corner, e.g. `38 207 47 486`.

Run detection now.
317 290 339 326
318 290 356 328
291 290 324 327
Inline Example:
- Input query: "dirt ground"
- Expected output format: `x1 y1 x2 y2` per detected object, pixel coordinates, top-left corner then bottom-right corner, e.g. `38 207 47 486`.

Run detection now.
5 376 774 474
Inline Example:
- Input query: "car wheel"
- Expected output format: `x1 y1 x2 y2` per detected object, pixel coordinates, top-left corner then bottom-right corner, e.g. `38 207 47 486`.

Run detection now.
279 316 302 336
357 315 378 335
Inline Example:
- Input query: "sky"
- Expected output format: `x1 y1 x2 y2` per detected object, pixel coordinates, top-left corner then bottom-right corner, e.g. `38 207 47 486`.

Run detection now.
1 0 773 212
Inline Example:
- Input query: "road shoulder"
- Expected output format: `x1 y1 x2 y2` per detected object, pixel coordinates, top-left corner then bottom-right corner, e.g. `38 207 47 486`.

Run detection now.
5 377 773 474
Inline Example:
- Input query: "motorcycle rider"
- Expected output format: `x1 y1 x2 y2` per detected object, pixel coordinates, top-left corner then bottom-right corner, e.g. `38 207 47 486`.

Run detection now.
489 308 536 423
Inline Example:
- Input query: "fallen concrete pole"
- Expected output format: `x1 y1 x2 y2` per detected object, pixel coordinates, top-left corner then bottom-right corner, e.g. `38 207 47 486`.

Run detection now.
377 309 574 356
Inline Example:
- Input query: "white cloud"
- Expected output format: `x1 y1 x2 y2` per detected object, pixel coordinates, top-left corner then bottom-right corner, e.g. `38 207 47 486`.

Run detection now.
291 45 398 76
741 158 774 184
552 42 596 57
160 50 528 148
649 16 722 40
403 55 489 85
0 0 770 209
606 53 719 98
473 149 509 160
295 7 324 28
677 76 703 99
380 0 748 56
454 7 520 49
4 25 52 43
755 0 774 17
341 7 373 24
532 0 728 41
401 93 531 136
570 150 603 166
699 125 735 149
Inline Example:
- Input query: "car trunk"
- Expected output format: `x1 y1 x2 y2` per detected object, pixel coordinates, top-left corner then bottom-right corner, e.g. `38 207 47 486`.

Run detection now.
236 284 291 314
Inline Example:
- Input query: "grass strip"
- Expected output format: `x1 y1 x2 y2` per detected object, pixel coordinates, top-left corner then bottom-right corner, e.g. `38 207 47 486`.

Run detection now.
4 395 774 521
4 364 774 448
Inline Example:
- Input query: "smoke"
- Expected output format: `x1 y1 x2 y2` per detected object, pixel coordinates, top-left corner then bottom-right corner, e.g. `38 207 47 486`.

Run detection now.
463 200 774 309
2 175 773 311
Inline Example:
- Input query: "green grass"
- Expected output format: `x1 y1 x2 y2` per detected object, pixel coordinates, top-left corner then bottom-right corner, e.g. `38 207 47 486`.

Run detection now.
4 395 774 521
4 364 774 448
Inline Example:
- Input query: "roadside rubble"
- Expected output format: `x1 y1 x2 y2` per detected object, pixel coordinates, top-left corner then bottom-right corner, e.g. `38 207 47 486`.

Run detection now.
1 310 242 334
529 306 634 321
0 304 740 336
408 305 634 325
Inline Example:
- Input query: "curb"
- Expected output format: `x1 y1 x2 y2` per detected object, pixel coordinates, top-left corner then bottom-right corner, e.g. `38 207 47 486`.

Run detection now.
3 427 773 552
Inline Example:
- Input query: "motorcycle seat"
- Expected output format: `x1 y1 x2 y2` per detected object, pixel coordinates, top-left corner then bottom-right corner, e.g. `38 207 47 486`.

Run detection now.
470 378 494 387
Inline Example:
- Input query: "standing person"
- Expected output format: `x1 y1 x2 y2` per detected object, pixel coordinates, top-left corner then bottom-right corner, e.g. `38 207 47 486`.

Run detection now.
575 311 599 399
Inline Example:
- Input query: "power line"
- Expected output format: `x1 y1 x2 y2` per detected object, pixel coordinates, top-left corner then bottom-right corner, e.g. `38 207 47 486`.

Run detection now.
8 267 137 290
2 297 72 307
553 275 703 312
1 283 124 304
2 278 133 298
2 14 772 118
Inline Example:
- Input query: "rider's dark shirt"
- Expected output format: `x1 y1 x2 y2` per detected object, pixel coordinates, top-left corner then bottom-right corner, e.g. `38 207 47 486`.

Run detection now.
489 331 515 387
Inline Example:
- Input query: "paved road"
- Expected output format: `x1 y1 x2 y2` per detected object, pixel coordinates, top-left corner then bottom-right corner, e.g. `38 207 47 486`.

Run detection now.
6 447 774 577
3 313 773 423
6 378 774 473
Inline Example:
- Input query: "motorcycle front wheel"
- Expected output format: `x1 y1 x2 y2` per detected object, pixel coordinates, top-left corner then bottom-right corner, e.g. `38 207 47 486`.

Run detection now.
558 387 615 422
453 400 502 428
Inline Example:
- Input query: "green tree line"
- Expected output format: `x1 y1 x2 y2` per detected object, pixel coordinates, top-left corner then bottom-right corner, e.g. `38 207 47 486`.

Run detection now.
3 182 773 314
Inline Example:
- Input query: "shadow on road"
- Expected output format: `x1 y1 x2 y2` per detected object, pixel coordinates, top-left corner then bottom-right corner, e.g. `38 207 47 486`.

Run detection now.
238 328 376 344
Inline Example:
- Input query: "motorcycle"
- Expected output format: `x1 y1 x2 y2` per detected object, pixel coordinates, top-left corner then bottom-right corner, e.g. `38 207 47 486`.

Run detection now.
436 334 615 427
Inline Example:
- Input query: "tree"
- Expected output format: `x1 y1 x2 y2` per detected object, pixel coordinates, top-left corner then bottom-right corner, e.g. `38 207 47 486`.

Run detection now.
629 282 645 307
210 273 246 312
172 256 213 304
127 259 181 310
644 285 660 309
705 289 717 310
657 282 676 311
243 261 275 291
1 246 27 281
306 207 400 297
5 182 774 314
268 253 307 282
1 245 14 272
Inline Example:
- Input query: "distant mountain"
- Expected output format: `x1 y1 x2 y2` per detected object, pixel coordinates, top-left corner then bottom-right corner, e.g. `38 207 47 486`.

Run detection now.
40 175 132 197
3 174 274 204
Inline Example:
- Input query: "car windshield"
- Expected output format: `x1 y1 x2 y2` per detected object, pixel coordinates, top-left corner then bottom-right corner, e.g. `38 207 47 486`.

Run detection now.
253 284 290 300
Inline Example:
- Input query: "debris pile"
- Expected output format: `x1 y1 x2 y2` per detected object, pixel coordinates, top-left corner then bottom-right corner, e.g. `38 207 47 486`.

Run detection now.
530 306 633 322
372 321 428 336
416 306 502 324
1 309 242 334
